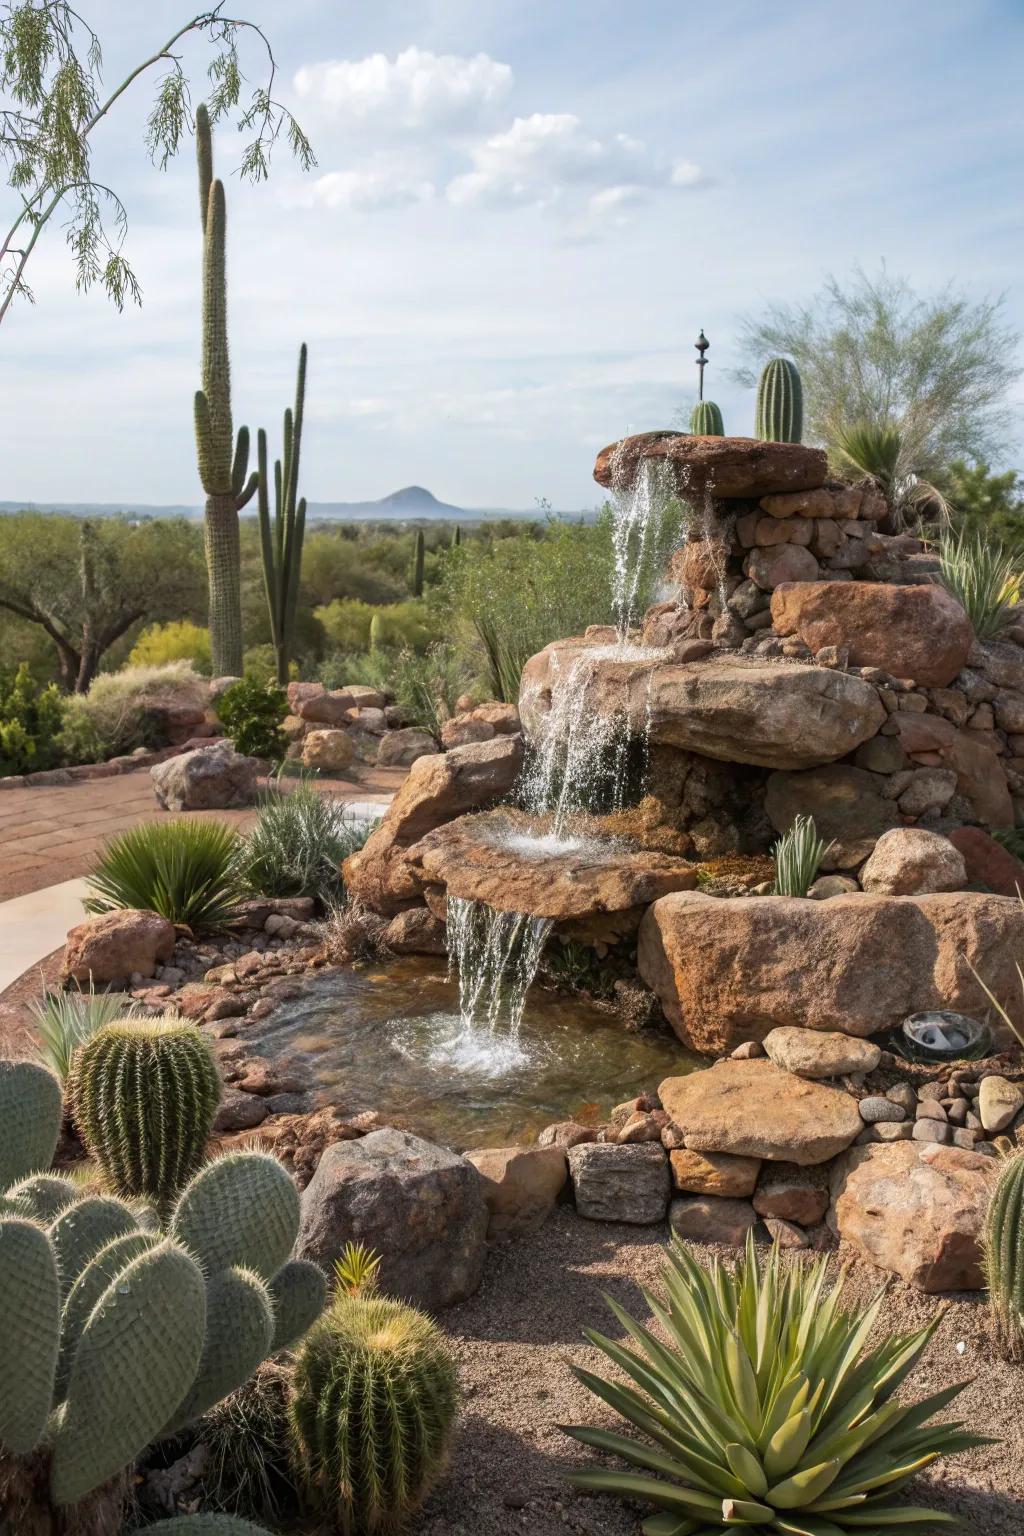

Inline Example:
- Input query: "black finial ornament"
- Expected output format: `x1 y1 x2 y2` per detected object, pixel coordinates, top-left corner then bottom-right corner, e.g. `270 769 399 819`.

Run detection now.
695 329 709 401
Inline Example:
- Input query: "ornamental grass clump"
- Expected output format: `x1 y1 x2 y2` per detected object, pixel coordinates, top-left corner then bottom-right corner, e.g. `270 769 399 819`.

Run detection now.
937 525 1022 642
85 817 244 930
772 814 829 897
564 1233 987 1534
237 782 371 903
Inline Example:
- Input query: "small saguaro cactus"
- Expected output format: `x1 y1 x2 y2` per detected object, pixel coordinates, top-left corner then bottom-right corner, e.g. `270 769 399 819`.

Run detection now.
689 399 724 436
755 356 804 442
412 527 426 597
289 1290 459 1534
194 102 259 677
985 1150 1024 1359
257 342 310 685
69 1017 221 1211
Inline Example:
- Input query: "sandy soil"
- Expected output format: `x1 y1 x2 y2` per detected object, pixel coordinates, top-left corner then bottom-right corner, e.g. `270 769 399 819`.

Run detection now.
0 948 61 1055
415 1208 1024 1536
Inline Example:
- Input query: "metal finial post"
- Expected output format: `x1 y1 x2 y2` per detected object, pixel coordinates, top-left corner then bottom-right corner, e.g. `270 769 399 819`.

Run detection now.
695 329 709 401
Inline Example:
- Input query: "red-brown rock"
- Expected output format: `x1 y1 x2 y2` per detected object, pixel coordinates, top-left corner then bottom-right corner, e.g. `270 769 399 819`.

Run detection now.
747 544 819 591
770 582 973 688
594 433 828 500
947 826 1024 896
63 908 176 985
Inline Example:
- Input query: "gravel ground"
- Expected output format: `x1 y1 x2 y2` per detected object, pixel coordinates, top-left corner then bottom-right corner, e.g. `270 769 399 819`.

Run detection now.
414 1207 1024 1536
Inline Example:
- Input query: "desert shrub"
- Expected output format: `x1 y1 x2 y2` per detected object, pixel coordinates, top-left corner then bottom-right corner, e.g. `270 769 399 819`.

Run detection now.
318 649 391 691
772 813 828 896
243 644 298 687
566 1231 988 1533
237 784 376 903
197 1363 299 1523
0 661 64 775
315 597 439 656
314 902 389 960
217 678 289 761
85 818 244 931
313 597 376 652
937 525 1022 641
384 643 465 737
30 983 144 1081
58 663 210 763
129 620 212 674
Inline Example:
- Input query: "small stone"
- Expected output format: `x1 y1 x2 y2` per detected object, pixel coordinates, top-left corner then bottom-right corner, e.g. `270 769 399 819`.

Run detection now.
859 1097 906 1124
886 1083 918 1115
568 1142 670 1224
248 998 276 1020
764 1217 811 1249
729 1040 765 1060
537 1122 597 1150
669 1195 757 1247
919 1080 948 1101
912 1119 951 1145
212 1088 269 1133
669 1149 761 1198
916 1100 948 1122
807 875 860 900
978 1076 1024 1134
752 1163 828 1225
952 1128 980 1150
660 1121 687 1149
966 1110 983 1131
873 1122 914 1141
617 1111 668 1144
947 1097 970 1126
762 1026 882 1080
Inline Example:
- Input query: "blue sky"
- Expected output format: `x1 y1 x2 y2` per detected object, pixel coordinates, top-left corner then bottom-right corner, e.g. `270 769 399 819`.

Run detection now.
1 0 1022 508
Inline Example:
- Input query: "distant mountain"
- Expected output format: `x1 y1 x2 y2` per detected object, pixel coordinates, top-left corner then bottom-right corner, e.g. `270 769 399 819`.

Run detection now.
0 486 584 522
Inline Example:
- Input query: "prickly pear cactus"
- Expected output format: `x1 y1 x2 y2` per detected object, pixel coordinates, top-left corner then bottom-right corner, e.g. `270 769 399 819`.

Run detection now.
755 356 803 442
171 1150 299 1280
162 1265 274 1435
57 1230 160 1394
268 1258 328 1350
0 1058 62 1188
0 1217 61 1453
689 399 724 435
48 1194 138 1297
6 1172 77 1222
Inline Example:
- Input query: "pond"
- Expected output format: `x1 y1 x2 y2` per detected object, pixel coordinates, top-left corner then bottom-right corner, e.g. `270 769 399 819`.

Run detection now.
243 957 700 1151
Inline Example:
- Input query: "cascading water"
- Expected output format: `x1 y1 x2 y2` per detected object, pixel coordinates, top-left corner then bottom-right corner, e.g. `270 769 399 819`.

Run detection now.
442 896 553 1067
609 455 676 641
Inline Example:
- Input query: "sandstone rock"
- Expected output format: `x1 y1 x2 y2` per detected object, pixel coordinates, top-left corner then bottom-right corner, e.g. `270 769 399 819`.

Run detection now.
63 908 176 985
764 1217 811 1248
384 906 447 955
537 1121 598 1150
896 768 958 818
669 1148 761 1197
639 889 1024 1052
659 1060 861 1165
948 826 1024 896
859 828 967 896
296 1128 488 1310
151 741 259 810
753 516 813 547
762 1026 881 1079
593 433 828 500
301 728 355 773
465 1145 568 1239
567 1142 670 1223
296 690 359 726
807 875 860 899
978 1075 1024 1133
471 702 521 734
441 716 495 749
377 728 437 767
942 730 1013 829
747 544 819 591
829 1140 995 1291
765 765 898 868
342 735 524 914
760 487 849 519
669 1195 757 1246
770 582 973 688
752 1163 829 1225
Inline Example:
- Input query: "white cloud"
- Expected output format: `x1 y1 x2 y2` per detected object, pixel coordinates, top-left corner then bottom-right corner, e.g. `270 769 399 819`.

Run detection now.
445 113 705 211
293 46 512 132
307 168 434 210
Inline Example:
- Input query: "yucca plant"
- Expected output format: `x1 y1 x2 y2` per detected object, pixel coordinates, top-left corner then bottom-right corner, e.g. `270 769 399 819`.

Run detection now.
936 526 1022 642
235 782 365 904
84 818 244 931
772 815 829 898
565 1233 989 1533
30 982 144 1082
334 1240 382 1298
831 417 949 530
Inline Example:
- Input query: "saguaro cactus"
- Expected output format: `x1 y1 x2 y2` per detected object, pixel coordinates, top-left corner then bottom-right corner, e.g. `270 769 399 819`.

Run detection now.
412 528 426 596
755 356 804 442
257 343 309 684
689 399 724 436
194 102 258 676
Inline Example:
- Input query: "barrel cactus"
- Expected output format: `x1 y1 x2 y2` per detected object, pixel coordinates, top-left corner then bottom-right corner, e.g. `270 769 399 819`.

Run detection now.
689 399 724 436
290 1292 459 1534
755 356 803 443
984 1150 1024 1359
69 1017 220 1210
565 1231 988 1533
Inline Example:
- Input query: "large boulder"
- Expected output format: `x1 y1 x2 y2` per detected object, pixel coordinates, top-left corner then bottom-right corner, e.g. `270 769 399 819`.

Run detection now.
567 1142 670 1223
63 908 176 985
151 741 259 810
296 1128 488 1310
770 582 974 688
859 828 967 895
765 764 898 868
301 728 355 774
659 1060 862 1166
519 641 885 771
465 1145 568 1239
342 735 524 914
593 433 828 500
947 826 1024 896
639 889 1024 1053
829 1140 995 1291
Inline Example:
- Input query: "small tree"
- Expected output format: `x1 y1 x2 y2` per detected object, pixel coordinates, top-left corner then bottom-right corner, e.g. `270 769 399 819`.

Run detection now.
0 2 314 326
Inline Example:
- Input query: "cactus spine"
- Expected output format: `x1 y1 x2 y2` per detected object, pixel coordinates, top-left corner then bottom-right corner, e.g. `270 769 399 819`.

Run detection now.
0 1058 61 1187
689 399 724 436
70 1019 220 1211
194 102 258 676
289 1293 459 1535
257 342 309 685
984 1151 1024 1358
755 356 804 442
412 528 425 596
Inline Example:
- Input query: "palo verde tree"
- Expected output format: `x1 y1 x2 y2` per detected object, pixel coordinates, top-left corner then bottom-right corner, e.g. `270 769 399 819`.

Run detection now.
0 2 314 327
0 512 205 691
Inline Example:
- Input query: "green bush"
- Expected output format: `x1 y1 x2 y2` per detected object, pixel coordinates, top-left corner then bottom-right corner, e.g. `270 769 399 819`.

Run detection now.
217 678 289 761
0 662 64 776
565 1231 988 1533
313 597 376 653
58 663 210 764
937 525 1022 642
319 649 390 691
84 818 244 931
236 783 376 903
384 643 464 737
243 644 299 687
30 983 144 1082
315 597 438 656
128 620 213 674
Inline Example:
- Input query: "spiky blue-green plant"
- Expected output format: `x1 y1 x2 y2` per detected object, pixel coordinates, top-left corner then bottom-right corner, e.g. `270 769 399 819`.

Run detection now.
772 813 829 897
6 1172 77 1222
257 342 309 685
689 400 724 436
289 1292 459 1535
755 357 803 443
69 1018 220 1210
268 1258 329 1350
0 1058 61 1188
985 1151 1024 1359
48 1194 138 1296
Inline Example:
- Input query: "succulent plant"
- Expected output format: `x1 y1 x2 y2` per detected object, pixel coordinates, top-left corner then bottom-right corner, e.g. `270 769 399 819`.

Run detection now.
69 1018 220 1210
257 342 309 685
170 1149 300 1280
0 1057 61 1188
772 813 830 898
290 1292 459 1534
755 357 804 443
565 1232 987 1533
984 1149 1024 1359
689 399 724 436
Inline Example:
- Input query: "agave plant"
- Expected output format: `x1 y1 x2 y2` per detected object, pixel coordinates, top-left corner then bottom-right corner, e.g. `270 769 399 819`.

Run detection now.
564 1234 988 1533
772 815 829 898
30 982 144 1081
936 526 1022 642
85 818 244 931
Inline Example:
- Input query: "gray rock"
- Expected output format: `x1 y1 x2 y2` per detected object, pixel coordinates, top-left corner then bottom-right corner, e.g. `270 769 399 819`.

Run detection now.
212 1088 269 1133
886 1082 918 1115
296 1128 488 1310
567 1142 670 1224
151 741 259 811
859 1096 906 1124
912 1119 951 1145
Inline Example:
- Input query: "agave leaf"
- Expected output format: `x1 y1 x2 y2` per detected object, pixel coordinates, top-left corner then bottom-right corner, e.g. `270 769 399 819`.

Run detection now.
763 1408 814 1483
773 1516 848 1536
563 1424 743 1498
565 1468 721 1516
824 1450 940 1499
767 1458 841 1509
720 1494 773 1523
758 1374 811 1450
724 1441 767 1498
835 1506 967 1528
640 1517 701 1536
